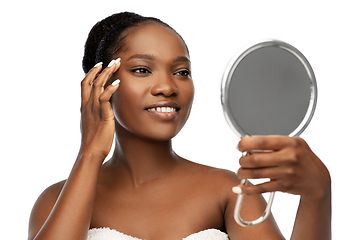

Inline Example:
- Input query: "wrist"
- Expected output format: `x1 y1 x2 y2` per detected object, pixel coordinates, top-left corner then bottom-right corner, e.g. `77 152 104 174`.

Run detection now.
77 148 108 166
301 184 331 204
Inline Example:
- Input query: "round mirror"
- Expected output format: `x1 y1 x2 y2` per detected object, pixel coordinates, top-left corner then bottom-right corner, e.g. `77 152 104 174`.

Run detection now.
221 40 317 138
221 40 317 227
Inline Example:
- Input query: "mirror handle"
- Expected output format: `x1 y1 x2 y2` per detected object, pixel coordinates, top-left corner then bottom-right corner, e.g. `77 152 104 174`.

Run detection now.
234 179 275 227
234 151 276 227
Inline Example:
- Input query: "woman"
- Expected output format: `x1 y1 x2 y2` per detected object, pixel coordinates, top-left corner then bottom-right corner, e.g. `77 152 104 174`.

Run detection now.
28 12 331 240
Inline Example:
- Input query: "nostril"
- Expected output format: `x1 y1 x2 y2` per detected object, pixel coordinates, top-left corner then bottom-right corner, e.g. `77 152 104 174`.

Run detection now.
151 82 179 97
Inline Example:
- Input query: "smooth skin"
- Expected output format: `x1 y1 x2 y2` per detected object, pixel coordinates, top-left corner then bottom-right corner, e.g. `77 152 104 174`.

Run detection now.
28 22 331 240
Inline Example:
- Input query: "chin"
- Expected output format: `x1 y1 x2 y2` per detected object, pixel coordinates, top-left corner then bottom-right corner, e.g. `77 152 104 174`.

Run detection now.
116 120 183 142
139 128 182 142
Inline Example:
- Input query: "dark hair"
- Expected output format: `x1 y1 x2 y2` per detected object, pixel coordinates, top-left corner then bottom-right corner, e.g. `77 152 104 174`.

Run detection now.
82 12 187 74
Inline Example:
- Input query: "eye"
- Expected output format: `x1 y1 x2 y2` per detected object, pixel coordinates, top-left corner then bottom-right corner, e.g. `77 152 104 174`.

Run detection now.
175 69 191 77
131 67 151 74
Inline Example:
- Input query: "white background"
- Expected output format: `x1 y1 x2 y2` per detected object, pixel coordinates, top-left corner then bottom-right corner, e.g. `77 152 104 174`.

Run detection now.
1 0 359 239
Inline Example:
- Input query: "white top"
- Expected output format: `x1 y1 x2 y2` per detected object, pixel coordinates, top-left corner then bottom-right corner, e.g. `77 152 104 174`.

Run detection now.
87 227 229 240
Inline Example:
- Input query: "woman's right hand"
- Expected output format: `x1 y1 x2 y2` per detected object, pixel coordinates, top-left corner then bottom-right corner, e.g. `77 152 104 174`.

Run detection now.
79 58 121 160
28 59 122 240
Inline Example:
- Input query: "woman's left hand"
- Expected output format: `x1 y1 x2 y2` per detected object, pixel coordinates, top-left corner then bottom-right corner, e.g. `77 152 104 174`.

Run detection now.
236 135 331 200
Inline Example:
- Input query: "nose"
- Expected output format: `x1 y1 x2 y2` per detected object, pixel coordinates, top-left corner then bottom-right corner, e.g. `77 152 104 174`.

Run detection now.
151 73 179 97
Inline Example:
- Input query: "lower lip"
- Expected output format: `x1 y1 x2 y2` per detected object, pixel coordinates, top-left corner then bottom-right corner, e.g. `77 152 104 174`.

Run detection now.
146 110 178 120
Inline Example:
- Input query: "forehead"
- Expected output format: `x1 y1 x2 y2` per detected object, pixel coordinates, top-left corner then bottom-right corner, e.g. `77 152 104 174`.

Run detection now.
123 22 189 60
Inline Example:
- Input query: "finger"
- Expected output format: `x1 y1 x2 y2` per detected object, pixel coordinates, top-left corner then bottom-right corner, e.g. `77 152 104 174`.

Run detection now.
237 166 280 180
239 150 290 168
238 135 299 152
88 58 120 116
81 62 103 111
99 79 120 120
239 180 281 195
91 58 121 100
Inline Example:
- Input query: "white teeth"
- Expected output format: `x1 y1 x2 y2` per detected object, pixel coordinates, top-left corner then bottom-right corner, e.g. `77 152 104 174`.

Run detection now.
148 107 176 113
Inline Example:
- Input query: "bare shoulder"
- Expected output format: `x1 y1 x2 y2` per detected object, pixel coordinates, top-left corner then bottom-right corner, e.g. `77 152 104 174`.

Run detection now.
180 161 284 239
28 180 66 239
32 180 66 208
180 159 240 189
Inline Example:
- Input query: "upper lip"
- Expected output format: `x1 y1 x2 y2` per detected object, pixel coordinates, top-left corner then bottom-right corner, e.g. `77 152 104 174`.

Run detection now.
145 101 181 111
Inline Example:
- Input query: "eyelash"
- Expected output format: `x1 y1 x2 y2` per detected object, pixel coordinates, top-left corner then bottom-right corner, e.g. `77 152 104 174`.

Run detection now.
131 67 151 74
131 68 191 77
175 69 191 77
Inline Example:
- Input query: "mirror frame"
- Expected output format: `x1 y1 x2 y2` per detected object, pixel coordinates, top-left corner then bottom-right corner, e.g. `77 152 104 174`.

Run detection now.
221 39 318 138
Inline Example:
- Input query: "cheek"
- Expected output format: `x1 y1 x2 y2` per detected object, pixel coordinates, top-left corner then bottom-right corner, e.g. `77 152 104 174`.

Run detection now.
182 81 195 113
112 70 148 109
111 81 146 128
170 81 194 134
188 82 195 103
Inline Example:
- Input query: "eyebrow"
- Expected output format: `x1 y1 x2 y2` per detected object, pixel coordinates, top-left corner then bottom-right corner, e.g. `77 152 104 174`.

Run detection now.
127 54 155 62
126 54 190 63
173 56 191 64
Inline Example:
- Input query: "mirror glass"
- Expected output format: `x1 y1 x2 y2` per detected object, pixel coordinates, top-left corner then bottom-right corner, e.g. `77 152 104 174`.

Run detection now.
221 40 317 137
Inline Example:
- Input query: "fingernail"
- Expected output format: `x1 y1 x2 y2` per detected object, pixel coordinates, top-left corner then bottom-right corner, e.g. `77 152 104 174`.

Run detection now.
107 59 116 67
115 57 121 64
232 186 242 194
112 79 120 86
238 135 250 152
94 62 103 68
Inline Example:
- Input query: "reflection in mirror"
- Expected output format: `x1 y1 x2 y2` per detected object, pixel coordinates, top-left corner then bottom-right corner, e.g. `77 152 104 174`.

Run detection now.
221 40 317 227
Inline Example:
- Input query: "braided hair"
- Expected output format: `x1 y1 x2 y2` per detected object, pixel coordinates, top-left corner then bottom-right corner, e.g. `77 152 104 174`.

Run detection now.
82 12 187 74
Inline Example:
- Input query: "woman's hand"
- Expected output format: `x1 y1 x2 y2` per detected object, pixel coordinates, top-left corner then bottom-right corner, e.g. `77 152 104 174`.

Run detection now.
28 59 122 240
235 135 331 200
79 58 121 160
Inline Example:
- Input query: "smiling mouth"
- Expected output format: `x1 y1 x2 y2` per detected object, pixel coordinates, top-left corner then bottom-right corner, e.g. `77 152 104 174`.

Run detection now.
145 102 180 120
147 107 178 113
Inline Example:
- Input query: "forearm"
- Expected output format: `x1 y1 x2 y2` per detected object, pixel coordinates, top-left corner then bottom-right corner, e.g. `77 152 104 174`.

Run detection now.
290 190 332 240
32 152 103 240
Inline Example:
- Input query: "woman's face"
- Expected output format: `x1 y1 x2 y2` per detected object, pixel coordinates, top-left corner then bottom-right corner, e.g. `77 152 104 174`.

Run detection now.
111 22 194 141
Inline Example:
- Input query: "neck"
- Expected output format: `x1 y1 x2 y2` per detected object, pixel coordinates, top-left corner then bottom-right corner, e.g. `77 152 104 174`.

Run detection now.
108 126 180 187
